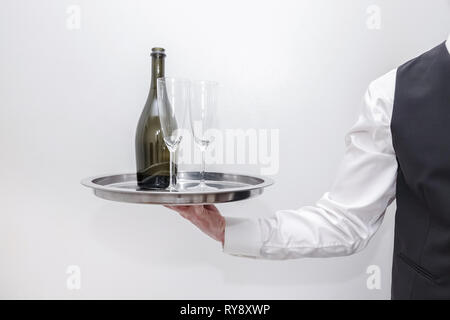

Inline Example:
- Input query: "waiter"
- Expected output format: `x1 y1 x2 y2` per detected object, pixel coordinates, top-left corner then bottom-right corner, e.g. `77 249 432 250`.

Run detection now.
167 36 450 300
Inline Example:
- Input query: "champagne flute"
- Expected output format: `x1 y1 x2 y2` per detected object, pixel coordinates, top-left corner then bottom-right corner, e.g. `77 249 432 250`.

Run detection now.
189 80 219 190
157 77 190 191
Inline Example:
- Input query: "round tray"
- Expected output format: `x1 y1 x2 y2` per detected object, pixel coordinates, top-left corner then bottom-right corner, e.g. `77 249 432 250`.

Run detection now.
81 171 274 205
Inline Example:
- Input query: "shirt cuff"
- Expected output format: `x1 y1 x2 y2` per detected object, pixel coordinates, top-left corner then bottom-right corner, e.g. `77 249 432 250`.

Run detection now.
223 217 263 257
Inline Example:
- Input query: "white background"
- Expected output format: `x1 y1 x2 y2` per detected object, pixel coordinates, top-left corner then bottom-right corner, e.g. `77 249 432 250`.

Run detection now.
1 0 449 299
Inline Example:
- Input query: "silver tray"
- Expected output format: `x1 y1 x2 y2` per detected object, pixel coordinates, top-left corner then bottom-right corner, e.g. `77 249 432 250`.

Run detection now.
81 172 274 205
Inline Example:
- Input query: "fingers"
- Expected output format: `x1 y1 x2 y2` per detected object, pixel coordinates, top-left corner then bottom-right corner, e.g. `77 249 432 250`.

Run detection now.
165 205 188 211
163 204 225 243
164 205 219 221
203 204 219 213
164 205 201 221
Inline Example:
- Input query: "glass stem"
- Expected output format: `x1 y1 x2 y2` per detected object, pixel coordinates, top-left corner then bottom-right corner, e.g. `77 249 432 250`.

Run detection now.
201 150 206 186
169 151 174 191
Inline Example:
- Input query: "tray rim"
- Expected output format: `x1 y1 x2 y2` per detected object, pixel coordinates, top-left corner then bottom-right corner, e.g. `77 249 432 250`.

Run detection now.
81 171 274 195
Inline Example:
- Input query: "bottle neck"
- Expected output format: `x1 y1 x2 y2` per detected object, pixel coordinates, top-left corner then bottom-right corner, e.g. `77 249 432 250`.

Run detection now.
150 55 165 90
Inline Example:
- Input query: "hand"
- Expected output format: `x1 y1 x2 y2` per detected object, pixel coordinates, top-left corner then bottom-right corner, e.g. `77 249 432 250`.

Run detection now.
165 205 225 245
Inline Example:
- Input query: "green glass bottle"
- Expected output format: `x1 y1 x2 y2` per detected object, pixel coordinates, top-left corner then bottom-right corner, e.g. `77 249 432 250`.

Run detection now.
135 47 174 189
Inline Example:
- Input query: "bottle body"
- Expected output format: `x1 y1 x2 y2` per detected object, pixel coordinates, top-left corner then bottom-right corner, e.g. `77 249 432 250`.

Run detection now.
135 48 175 189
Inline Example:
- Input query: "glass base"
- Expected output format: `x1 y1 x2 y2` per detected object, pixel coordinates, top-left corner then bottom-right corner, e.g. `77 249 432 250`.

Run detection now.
187 181 218 191
166 185 178 192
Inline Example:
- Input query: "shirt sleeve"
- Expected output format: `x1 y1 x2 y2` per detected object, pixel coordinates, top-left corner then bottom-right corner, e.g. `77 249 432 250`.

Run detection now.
223 69 398 259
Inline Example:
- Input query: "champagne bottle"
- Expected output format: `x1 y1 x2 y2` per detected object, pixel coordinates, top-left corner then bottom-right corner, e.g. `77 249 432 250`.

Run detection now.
135 47 174 189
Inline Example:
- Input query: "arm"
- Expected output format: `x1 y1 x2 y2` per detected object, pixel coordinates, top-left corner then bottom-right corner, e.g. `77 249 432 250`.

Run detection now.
168 69 398 259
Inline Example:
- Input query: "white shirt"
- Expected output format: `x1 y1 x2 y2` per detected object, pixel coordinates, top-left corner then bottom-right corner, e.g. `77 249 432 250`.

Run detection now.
223 36 450 259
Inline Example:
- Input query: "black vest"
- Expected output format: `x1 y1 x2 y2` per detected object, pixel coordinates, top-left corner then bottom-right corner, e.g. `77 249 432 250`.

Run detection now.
391 42 450 299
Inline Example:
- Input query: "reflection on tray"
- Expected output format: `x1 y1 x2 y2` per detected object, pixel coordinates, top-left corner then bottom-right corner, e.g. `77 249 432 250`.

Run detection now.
109 180 246 192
